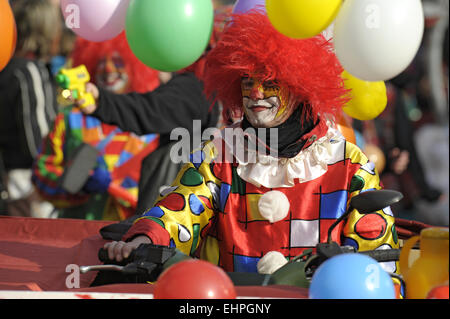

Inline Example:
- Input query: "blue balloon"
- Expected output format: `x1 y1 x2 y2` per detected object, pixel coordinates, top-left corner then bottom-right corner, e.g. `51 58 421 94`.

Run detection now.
354 130 366 150
232 0 266 14
309 253 396 299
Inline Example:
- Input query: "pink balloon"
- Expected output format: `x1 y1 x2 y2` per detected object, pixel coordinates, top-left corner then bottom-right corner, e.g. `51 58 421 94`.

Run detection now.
61 0 131 42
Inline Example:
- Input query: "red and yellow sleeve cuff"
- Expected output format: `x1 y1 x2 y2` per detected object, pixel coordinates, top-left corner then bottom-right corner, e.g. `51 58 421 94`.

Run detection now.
122 217 170 246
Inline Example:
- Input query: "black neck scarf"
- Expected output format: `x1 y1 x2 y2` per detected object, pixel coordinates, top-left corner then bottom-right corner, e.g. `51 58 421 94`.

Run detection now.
241 104 317 158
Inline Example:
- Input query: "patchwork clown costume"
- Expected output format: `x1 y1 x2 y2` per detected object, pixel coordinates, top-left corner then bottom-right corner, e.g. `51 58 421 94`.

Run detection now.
120 12 400 281
33 107 158 220
124 126 399 275
32 32 160 220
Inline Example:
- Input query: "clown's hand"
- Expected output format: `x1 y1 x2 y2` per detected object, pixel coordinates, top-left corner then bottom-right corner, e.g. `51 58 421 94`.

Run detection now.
104 236 152 262
69 82 99 114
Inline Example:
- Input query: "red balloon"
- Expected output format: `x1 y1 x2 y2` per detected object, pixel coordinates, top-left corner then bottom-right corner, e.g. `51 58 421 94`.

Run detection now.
427 284 449 299
153 259 237 299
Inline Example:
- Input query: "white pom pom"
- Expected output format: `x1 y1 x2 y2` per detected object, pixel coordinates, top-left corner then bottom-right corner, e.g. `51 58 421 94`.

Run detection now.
257 251 288 274
258 190 290 223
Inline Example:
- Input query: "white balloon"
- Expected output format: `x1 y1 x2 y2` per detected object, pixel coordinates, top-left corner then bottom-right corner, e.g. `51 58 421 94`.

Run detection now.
322 22 335 43
333 0 424 81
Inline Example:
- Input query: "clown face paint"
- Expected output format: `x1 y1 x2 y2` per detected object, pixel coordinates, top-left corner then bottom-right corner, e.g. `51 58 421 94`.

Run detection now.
241 77 297 128
95 51 129 93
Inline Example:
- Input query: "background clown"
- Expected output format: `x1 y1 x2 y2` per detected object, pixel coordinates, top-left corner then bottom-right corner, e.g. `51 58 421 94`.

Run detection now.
104 12 400 284
32 32 161 221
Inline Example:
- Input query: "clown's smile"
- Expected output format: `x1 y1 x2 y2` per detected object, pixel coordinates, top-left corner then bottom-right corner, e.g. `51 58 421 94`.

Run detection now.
243 96 281 126
247 97 278 112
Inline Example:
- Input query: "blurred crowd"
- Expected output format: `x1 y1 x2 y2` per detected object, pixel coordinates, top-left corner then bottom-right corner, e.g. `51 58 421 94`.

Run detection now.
0 0 448 227
352 3 449 227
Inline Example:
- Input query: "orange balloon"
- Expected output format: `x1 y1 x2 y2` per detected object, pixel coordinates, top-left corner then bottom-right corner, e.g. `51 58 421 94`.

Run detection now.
337 113 356 145
364 144 386 174
0 0 17 71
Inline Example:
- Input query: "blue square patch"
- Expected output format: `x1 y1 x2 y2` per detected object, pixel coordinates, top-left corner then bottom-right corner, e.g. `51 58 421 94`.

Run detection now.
233 255 260 273
320 191 348 219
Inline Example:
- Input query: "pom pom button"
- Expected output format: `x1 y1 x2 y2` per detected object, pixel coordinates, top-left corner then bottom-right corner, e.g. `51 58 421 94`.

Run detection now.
258 191 290 223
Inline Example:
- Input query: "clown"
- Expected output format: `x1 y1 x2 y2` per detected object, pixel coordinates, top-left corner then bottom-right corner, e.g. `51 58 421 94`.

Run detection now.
32 32 161 221
104 13 401 284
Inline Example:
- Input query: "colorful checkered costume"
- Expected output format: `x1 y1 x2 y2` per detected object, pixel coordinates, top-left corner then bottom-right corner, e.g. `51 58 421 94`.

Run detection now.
33 107 158 220
124 125 399 274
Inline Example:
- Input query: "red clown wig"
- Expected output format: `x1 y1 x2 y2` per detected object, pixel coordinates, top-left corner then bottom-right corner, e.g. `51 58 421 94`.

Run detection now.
203 12 349 128
71 31 160 93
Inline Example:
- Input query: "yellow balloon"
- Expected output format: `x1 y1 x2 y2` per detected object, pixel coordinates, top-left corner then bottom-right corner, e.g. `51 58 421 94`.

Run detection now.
342 71 387 121
266 0 343 39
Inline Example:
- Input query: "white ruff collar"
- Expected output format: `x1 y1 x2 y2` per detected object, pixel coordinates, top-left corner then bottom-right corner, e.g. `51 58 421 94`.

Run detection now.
219 125 346 188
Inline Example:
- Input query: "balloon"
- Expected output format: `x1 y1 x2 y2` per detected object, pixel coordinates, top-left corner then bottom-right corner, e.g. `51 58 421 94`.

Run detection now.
337 113 356 145
427 284 449 299
354 130 366 150
364 144 386 174
233 0 266 14
60 0 131 42
125 0 213 72
0 0 17 71
309 254 396 299
266 0 343 39
333 0 424 81
342 71 387 121
154 259 236 299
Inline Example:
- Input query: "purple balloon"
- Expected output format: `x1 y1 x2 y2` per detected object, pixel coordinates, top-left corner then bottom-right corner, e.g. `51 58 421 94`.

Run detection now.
232 0 266 14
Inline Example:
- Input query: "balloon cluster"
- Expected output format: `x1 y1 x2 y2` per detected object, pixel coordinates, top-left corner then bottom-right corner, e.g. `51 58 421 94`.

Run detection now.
60 0 213 72
235 0 424 122
3 0 422 116
264 0 424 81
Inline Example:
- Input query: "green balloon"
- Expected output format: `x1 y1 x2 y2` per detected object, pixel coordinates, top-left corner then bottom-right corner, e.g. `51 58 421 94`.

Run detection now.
126 0 214 72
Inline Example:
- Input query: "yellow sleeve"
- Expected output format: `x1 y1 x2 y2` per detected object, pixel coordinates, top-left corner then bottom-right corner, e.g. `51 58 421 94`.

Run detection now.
343 142 401 292
138 141 221 256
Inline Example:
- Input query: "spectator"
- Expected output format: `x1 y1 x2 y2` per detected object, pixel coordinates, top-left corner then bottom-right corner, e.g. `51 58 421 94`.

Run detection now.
353 22 448 223
0 0 61 217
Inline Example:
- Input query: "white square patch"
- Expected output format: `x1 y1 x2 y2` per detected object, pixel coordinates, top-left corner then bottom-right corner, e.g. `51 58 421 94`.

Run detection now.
327 138 346 165
290 220 319 247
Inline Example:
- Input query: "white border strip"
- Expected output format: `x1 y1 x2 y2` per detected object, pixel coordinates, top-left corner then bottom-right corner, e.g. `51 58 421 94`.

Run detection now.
0 290 292 299
0 290 154 299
